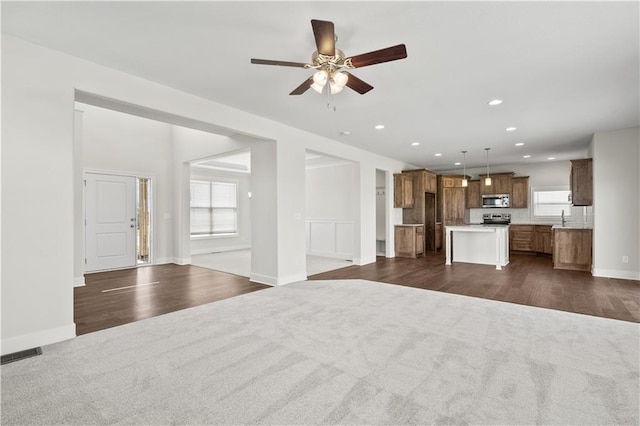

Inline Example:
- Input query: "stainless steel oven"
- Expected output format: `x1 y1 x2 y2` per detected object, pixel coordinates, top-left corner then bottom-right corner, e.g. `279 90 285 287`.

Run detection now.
482 194 510 208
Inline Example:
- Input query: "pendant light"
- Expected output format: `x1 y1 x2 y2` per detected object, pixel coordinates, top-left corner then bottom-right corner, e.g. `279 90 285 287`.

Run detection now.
461 151 468 187
484 147 492 186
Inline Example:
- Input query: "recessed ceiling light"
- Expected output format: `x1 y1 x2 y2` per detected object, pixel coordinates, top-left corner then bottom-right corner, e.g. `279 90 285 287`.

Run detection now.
411 142 420 146
515 142 525 146
523 155 531 158
506 127 517 132
488 99 503 106
375 124 385 130
340 131 350 136
547 157 556 160
434 153 442 157
454 162 461 166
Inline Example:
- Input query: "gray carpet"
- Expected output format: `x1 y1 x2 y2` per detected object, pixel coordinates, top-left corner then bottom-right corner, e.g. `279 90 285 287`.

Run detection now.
2 280 638 425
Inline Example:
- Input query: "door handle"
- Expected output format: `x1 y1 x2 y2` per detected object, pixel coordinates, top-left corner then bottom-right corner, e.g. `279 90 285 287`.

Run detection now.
130 224 135 229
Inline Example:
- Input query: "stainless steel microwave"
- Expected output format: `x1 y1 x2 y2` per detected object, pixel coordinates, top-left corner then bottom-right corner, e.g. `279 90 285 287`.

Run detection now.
482 194 510 208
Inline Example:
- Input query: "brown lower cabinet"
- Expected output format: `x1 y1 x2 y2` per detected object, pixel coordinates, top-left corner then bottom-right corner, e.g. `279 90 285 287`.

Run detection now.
509 224 552 254
510 225 535 252
534 225 553 254
395 225 424 258
553 228 592 271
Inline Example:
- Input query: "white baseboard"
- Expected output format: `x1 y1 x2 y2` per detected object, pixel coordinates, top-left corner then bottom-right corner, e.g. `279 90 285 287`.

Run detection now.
154 257 173 265
191 245 250 255
306 250 353 261
1 323 76 356
277 273 308 286
353 256 377 266
73 276 85 287
249 273 277 286
172 257 191 266
249 272 307 286
592 268 640 281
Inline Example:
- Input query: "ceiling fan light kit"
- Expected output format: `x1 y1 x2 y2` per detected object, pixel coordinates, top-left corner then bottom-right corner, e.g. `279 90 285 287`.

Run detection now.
251 19 407 96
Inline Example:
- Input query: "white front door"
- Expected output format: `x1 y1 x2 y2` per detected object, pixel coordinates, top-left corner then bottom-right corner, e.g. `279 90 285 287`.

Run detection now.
85 173 137 272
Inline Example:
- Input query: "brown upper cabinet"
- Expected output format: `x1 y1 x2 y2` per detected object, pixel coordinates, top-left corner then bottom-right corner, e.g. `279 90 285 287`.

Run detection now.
438 175 469 226
478 172 514 195
465 180 482 208
511 176 529 208
393 173 413 208
570 158 592 206
424 170 437 194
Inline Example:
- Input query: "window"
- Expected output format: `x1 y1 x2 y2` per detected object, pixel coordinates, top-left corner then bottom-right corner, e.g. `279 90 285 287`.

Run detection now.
190 180 237 236
532 187 571 217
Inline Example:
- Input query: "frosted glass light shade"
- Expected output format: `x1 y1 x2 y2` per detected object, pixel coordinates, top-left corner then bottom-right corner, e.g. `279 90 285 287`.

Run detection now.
485 177 492 186
332 71 348 87
462 178 468 187
313 70 328 85
329 81 344 94
311 82 325 94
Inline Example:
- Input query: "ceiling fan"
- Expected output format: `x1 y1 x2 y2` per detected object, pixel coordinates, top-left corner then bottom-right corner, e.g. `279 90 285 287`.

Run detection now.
251 19 407 96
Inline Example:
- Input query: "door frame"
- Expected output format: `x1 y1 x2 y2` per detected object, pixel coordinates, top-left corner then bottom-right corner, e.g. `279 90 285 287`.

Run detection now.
83 168 156 272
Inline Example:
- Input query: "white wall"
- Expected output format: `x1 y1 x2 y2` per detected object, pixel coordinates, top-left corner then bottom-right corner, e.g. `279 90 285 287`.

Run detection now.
305 163 354 220
79 102 175 264
305 163 355 260
591 127 640 280
190 168 252 254
1 35 410 353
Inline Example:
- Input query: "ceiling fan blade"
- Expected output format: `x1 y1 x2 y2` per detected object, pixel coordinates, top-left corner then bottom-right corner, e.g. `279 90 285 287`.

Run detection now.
344 72 374 94
251 58 309 68
311 19 335 56
290 77 314 95
346 44 407 68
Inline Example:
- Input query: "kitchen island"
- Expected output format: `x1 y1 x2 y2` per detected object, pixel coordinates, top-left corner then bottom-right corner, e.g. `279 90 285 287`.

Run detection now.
445 225 509 270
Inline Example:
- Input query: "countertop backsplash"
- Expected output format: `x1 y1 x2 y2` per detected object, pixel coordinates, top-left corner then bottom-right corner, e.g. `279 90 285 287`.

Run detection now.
468 206 594 227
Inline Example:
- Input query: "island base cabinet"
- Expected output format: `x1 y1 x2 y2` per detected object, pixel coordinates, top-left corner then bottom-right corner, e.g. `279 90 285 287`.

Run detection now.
395 225 424 258
553 228 592 271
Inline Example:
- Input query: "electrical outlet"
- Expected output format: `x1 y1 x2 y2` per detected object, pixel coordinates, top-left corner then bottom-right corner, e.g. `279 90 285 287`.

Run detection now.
622 256 629 264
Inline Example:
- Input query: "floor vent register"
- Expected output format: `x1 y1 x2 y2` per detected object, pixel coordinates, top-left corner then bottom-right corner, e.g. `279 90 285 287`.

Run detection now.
1 347 42 365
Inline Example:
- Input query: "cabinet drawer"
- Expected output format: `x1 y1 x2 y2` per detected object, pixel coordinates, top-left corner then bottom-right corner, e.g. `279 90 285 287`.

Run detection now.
535 225 552 233
512 231 534 241
511 240 534 251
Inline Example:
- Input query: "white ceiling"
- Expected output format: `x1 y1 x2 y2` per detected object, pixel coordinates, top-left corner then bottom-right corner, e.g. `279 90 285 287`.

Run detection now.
3 1 638 171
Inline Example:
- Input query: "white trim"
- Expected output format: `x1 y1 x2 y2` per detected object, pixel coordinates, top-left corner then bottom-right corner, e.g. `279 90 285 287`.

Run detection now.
1 323 76 356
173 257 191 265
592 268 640 281
353 255 377 266
154 257 173 265
73 276 85 287
249 273 277 286
190 245 250 255
249 272 306 286
276 273 307 286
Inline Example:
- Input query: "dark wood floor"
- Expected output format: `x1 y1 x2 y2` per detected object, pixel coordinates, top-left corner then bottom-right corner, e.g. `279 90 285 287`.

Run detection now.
310 252 640 323
75 253 639 336
75 264 269 335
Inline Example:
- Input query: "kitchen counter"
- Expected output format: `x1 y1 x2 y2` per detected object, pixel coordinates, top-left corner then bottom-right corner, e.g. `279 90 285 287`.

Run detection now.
445 225 509 270
551 224 593 230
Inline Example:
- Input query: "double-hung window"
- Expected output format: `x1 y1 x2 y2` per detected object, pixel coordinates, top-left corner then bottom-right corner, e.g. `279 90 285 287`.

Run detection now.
190 180 238 236
532 187 572 218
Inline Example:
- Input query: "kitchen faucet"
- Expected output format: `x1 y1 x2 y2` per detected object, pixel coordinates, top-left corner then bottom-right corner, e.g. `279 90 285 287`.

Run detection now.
561 209 566 226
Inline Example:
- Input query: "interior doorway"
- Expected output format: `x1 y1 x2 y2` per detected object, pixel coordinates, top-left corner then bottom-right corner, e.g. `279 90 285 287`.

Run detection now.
375 169 387 256
425 192 436 251
85 172 153 272
136 177 152 264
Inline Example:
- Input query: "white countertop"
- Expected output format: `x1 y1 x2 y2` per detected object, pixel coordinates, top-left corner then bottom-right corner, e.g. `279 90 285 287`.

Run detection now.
552 224 593 230
446 225 508 232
